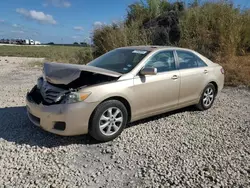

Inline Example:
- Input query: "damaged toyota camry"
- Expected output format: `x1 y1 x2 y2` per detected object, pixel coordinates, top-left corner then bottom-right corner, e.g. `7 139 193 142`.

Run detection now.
26 46 224 141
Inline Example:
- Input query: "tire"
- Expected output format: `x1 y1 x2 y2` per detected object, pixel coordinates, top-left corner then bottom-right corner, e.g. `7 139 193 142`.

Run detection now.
196 83 216 111
89 100 128 142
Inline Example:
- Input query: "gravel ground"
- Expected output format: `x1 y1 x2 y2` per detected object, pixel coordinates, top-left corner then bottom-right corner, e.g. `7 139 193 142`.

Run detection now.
0 56 249 188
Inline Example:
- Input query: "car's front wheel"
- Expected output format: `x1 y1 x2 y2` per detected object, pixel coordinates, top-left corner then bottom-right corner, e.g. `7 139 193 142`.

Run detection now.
89 100 128 142
196 83 216 111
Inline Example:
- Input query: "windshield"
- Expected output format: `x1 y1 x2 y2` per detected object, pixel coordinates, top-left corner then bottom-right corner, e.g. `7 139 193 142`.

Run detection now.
88 49 150 74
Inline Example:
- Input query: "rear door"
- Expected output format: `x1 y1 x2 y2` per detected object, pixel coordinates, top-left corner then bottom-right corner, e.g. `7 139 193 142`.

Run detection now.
132 50 180 118
175 50 209 106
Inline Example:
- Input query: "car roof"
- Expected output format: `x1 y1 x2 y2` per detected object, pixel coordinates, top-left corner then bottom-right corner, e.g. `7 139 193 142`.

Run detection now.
118 45 194 52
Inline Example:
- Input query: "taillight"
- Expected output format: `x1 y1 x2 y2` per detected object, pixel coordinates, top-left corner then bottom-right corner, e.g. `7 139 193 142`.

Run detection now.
220 68 224 74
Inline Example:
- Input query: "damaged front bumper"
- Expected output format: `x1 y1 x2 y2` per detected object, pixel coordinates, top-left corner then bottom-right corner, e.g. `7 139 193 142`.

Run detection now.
26 86 99 136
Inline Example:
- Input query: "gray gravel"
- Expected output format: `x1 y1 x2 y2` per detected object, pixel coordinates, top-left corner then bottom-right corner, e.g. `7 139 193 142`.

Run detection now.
0 56 249 187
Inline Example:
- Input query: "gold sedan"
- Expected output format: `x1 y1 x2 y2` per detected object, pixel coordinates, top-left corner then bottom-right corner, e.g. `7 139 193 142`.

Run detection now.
26 46 224 141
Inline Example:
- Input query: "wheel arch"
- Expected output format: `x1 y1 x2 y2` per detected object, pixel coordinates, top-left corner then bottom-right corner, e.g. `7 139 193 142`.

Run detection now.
102 96 131 122
198 80 219 100
88 96 132 130
209 81 218 96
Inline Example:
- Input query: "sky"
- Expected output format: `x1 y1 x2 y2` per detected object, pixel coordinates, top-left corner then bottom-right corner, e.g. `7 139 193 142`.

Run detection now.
0 0 249 44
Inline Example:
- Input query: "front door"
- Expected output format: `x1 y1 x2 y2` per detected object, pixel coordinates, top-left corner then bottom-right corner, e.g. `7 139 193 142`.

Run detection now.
132 50 180 119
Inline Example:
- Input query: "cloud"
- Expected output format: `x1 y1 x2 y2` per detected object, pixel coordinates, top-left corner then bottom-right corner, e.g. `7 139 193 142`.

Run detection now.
73 26 84 31
93 21 104 30
16 8 57 25
11 30 25 34
43 0 71 8
12 24 19 27
72 34 83 39
94 21 103 27
33 32 39 36
72 36 80 39
0 19 4 23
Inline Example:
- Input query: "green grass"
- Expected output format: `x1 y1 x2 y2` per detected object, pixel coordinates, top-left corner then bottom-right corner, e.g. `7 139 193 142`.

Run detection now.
0 45 93 64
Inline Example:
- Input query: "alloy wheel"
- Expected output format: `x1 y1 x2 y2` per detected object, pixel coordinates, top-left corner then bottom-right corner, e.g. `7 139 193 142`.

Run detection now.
203 87 214 107
99 107 123 136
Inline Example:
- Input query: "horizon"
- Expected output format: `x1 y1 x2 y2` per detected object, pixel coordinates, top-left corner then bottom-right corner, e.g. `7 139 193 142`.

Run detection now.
0 0 249 44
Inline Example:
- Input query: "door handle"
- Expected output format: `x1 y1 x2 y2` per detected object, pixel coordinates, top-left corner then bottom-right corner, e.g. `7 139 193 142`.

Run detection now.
204 70 208 74
171 75 178 80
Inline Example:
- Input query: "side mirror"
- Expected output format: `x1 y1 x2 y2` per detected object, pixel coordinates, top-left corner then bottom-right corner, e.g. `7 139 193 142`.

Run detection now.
140 67 157 75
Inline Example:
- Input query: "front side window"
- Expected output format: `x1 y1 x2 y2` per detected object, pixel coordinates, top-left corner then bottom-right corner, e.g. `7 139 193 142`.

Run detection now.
176 51 207 69
144 51 176 73
88 49 150 74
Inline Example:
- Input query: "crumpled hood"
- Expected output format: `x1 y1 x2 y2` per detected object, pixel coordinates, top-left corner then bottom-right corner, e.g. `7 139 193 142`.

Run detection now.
43 62 121 85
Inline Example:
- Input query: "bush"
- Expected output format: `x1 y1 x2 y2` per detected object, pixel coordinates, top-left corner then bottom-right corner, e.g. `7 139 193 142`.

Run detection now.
238 10 250 55
222 56 250 87
92 22 150 57
72 48 93 64
179 1 249 59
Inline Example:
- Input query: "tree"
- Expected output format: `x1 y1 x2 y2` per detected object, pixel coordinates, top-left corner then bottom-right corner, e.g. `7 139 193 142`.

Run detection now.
144 11 181 45
80 42 90 47
147 0 161 18
126 2 147 24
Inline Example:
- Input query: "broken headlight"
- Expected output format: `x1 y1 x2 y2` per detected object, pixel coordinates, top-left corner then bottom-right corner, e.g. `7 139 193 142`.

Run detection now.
66 92 91 103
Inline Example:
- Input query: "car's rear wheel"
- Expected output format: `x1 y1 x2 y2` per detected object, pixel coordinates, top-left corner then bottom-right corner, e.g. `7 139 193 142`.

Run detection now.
196 83 216 111
89 100 128 142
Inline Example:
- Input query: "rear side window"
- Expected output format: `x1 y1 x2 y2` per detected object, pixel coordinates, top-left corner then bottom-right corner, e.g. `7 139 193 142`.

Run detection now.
196 57 207 67
176 51 207 69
